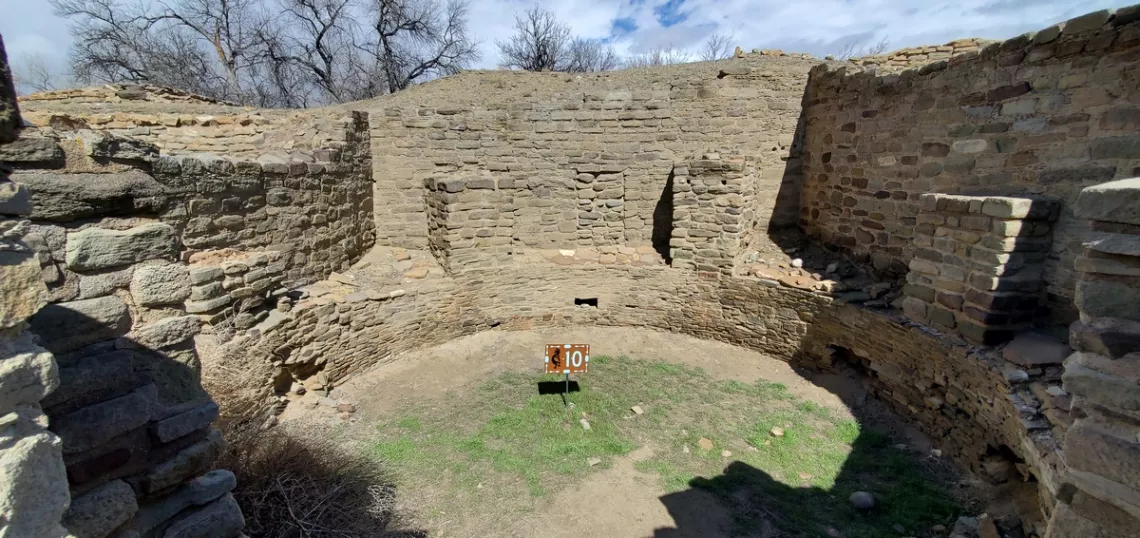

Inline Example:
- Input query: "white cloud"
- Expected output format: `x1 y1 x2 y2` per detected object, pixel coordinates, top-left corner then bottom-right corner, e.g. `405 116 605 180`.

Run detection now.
0 0 1131 87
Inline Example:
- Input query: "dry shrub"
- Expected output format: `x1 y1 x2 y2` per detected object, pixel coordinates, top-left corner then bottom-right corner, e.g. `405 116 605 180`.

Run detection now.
218 420 423 538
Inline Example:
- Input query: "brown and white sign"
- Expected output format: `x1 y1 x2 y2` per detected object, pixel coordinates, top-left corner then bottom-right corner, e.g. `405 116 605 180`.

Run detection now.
545 344 589 374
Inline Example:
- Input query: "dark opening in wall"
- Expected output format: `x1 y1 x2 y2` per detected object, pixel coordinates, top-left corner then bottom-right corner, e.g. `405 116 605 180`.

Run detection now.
574 298 598 307
652 169 675 264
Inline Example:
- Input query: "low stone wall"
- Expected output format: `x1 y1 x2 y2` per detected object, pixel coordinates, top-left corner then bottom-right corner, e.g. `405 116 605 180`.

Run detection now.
226 261 1066 532
845 38 996 70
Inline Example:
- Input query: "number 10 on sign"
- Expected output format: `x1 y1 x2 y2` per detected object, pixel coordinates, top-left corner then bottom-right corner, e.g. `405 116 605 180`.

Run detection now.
546 344 589 374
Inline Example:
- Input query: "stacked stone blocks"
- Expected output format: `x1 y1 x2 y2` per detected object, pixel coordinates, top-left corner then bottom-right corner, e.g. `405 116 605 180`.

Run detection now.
903 193 1059 344
670 154 756 274
424 176 514 272
1049 177 1140 536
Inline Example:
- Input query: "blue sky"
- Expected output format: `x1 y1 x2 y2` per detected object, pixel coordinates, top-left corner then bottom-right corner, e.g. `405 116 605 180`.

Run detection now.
1 0 1132 92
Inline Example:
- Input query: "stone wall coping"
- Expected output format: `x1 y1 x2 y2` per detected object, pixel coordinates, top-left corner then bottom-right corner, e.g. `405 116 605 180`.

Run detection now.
808 4 1140 87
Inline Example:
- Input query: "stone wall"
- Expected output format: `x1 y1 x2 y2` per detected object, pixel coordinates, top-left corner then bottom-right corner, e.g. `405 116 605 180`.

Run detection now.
1046 178 1140 537
902 193 1059 344
845 38 997 71
363 57 811 257
16 91 362 159
801 6 1140 322
0 56 375 534
227 260 1067 533
0 35 71 538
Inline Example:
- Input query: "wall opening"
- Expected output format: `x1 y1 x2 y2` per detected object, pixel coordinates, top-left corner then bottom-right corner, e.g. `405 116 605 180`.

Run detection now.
652 169 675 264
574 298 599 307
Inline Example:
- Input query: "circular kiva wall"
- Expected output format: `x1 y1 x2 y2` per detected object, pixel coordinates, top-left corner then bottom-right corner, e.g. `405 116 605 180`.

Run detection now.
224 262 1065 518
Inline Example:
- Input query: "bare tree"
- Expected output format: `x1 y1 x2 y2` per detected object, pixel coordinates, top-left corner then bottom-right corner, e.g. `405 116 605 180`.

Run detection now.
699 32 735 62
360 0 480 93
565 38 618 72
496 5 571 71
833 36 891 60
51 0 480 107
625 44 690 68
12 53 65 94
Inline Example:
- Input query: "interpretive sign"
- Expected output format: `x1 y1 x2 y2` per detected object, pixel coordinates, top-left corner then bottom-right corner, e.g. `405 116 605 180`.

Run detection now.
545 343 589 374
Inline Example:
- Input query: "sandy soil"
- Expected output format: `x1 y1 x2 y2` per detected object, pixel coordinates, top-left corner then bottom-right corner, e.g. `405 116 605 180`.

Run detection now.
279 327 937 538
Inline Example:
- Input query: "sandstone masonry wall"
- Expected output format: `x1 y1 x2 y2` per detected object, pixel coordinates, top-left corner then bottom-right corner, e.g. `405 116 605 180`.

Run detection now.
0 35 71 538
902 193 1059 345
0 73 375 536
364 57 811 261
801 7 1140 321
1046 178 1140 537
228 261 1067 533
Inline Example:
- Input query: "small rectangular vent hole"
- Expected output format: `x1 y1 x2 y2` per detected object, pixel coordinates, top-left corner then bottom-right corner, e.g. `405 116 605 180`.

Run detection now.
575 298 598 307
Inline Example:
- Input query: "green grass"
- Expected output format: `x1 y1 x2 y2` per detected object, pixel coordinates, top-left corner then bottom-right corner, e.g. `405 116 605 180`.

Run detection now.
370 355 962 537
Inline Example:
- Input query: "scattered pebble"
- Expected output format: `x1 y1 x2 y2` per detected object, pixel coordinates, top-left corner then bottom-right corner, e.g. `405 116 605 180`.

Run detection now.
930 449 943 457
631 405 644 415
849 491 875 510
721 450 732 457
769 427 785 437
337 412 352 421
587 457 601 466
892 523 906 534
1003 369 1029 383
698 437 714 450
791 258 804 268
826 262 839 273
336 402 356 413
682 445 690 454
798 472 813 481
931 524 946 533
747 445 758 452
579 418 591 430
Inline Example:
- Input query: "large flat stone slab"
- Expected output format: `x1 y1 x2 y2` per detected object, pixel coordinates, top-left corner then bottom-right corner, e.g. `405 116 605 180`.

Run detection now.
27 295 131 354
13 171 168 221
1002 332 1071 367
1075 177 1140 226
65 223 178 271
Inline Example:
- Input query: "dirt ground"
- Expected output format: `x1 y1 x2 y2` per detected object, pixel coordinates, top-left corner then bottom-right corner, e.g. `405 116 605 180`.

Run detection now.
280 327 951 538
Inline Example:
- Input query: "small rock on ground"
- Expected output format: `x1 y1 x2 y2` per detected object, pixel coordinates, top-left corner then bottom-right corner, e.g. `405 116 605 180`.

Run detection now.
579 418 591 430
721 450 732 457
698 437 714 450
631 405 644 415
850 491 875 510
587 457 601 466
769 426 785 437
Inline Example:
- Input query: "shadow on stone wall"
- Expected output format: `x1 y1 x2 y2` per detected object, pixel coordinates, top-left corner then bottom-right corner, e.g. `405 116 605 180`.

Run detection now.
652 170 676 264
29 305 425 538
24 305 243 538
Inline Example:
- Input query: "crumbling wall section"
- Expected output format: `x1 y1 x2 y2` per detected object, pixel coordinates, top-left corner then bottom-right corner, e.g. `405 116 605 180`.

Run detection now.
801 7 1140 321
